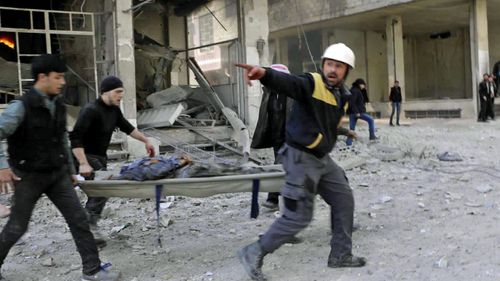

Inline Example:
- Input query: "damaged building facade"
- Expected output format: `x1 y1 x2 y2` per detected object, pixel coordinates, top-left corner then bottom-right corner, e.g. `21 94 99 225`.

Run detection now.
0 0 265 159
268 0 498 119
0 0 496 158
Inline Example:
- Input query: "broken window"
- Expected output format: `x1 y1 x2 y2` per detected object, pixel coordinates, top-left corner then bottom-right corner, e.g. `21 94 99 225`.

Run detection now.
199 14 214 53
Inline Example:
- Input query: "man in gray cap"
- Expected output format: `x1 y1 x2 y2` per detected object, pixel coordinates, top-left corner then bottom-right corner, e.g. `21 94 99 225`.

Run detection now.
70 76 155 246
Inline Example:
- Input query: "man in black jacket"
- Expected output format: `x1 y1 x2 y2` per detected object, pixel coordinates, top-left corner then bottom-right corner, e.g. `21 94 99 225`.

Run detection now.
236 43 366 281
0 55 119 280
70 76 155 246
389 80 402 126
251 64 293 211
478 73 491 122
346 78 377 145
486 74 496 120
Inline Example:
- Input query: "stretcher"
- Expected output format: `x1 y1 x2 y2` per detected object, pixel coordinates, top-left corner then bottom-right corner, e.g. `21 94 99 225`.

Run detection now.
78 171 285 199
78 169 286 246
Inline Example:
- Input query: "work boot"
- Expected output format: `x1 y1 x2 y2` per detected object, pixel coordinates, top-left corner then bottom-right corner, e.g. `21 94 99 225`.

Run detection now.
237 241 267 281
81 268 120 281
90 224 107 248
369 135 378 141
328 252 366 268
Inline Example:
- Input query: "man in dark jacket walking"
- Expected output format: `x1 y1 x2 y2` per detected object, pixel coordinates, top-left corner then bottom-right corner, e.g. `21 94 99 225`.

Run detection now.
251 64 293 211
389 80 402 126
0 54 119 280
70 76 155 246
346 78 377 145
236 43 366 281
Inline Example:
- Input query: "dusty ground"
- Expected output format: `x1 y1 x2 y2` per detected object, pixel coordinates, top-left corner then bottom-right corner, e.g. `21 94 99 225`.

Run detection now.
1 118 500 281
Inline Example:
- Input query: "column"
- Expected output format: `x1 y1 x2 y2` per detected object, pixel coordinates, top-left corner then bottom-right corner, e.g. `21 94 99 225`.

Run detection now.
168 15 189 86
240 0 270 131
115 0 137 122
386 15 405 102
470 0 489 116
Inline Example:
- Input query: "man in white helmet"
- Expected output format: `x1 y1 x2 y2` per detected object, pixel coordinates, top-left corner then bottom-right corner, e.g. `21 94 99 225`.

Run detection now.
236 43 366 281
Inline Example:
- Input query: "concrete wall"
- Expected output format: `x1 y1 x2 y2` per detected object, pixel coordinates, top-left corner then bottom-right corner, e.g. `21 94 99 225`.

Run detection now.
488 18 500 73
268 0 414 32
366 31 389 103
402 99 475 119
272 28 388 103
134 8 166 44
404 28 472 100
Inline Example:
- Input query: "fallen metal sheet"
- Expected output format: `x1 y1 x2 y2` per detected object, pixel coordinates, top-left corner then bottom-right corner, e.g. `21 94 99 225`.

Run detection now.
138 103 186 129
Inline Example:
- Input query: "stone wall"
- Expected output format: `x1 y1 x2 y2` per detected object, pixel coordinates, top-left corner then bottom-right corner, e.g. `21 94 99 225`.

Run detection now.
268 0 414 32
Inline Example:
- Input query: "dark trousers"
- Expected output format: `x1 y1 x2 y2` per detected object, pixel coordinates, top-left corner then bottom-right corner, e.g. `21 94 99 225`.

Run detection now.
486 98 495 120
0 166 100 275
82 154 108 226
479 99 488 121
260 144 354 258
390 102 401 125
266 145 283 204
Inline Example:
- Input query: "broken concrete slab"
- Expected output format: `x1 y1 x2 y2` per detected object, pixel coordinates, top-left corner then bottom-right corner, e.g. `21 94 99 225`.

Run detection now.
138 103 186 129
146 86 193 108
437 151 463 162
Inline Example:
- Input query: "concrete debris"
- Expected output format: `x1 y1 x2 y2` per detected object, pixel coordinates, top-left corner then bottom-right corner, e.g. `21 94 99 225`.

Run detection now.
445 192 462 200
41 257 55 267
160 217 173 228
160 202 173 209
437 151 463 162
475 185 492 194
434 256 449 268
222 107 251 155
110 223 131 235
4 119 500 280
379 196 393 204
369 144 405 161
137 103 186 129
464 202 482 207
146 86 193 108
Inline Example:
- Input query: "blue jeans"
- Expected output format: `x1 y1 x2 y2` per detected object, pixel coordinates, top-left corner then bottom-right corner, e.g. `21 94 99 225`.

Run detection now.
390 102 401 124
346 113 376 145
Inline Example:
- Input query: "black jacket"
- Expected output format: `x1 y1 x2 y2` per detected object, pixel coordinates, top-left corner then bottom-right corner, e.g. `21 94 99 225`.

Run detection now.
251 87 293 149
479 81 495 101
260 69 350 158
7 89 67 172
347 85 366 114
389 86 402 102
70 97 135 158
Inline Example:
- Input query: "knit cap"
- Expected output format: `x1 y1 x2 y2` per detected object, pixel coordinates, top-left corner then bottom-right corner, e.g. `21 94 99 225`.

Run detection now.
100 76 123 93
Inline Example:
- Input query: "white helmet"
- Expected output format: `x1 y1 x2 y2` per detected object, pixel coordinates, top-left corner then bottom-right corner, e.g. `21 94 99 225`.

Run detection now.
321 43 355 69
270 63 290 74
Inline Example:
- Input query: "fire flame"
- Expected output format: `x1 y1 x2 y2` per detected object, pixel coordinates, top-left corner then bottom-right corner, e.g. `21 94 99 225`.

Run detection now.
0 36 14 49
